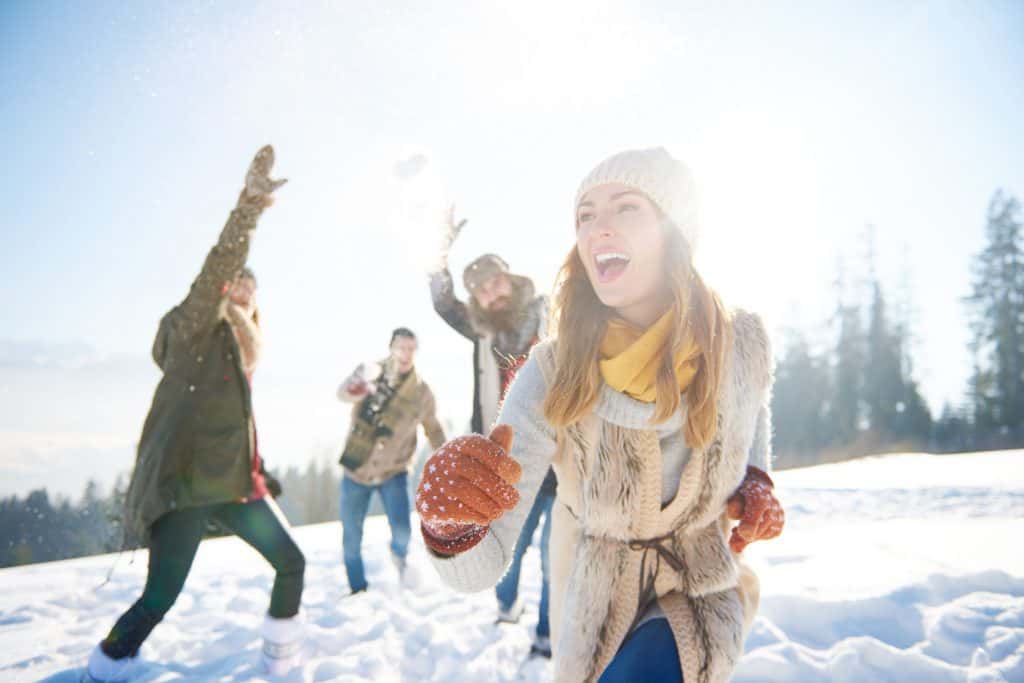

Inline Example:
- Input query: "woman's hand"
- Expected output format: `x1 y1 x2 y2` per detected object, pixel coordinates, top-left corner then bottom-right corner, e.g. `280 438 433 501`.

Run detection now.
417 425 521 555
238 145 288 209
726 466 784 553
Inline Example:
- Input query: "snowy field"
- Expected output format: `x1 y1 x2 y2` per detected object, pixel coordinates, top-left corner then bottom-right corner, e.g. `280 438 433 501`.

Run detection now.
1 450 1022 682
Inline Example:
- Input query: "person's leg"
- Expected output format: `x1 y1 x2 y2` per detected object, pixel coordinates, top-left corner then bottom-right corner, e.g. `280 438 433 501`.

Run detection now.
597 618 683 683
378 472 411 563
213 498 306 618
339 474 374 592
494 489 547 614
100 507 208 659
213 498 306 675
535 492 555 640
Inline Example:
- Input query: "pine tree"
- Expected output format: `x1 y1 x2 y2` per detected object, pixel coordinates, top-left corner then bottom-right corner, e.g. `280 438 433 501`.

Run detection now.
856 227 932 451
933 401 972 452
890 252 933 445
301 458 321 524
772 328 832 466
833 265 865 446
78 479 108 556
965 190 1024 446
107 474 130 550
864 280 904 438
316 455 340 524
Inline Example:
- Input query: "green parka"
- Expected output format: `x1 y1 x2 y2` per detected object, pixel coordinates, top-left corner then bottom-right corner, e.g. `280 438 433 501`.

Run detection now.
123 146 283 544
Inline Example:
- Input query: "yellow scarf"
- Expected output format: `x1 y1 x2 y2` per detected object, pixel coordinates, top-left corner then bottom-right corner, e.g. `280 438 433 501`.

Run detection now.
599 311 701 403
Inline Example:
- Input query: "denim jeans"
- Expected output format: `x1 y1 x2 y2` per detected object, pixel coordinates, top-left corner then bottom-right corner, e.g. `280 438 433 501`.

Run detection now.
599 618 683 682
494 489 555 638
101 498 305 659
340 472 411 592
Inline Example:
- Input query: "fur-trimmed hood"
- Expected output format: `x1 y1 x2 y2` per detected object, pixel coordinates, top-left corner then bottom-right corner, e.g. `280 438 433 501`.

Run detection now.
223 301 262 378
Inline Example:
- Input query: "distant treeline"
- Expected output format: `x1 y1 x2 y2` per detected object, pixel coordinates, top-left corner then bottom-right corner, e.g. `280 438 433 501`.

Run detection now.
772 190 1024 466
3 192 1021 567
0 480 125 568
0 446 435 569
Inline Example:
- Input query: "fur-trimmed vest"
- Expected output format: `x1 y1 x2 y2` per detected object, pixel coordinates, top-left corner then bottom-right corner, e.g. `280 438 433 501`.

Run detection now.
534 310 773 683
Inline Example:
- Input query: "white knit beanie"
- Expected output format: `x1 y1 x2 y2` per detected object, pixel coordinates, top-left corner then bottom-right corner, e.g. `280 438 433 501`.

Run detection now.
574 147 700 253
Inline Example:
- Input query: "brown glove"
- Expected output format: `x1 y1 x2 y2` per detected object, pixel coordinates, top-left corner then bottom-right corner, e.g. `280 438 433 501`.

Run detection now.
726 465 785 553
418 425 521 555
237 145 288 209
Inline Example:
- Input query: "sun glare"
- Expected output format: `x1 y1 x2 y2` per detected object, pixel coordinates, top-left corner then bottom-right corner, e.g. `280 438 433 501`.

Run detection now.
683 109 828 327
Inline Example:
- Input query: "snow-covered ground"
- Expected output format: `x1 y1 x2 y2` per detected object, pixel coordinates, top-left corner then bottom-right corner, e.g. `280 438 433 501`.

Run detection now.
2 450 1022 682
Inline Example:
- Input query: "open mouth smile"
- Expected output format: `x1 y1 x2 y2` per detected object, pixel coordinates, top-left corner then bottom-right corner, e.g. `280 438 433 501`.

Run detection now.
594 251 631 283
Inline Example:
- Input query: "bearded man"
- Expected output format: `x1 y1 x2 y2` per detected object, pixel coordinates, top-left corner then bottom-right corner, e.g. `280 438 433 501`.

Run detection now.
428 209 556 657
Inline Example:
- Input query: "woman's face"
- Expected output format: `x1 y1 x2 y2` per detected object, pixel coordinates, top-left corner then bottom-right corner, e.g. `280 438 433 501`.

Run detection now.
576 183 670 327
228 276 256 310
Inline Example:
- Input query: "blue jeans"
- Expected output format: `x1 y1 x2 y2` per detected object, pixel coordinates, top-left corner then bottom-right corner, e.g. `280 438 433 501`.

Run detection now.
599 618 682 682
495 490 555 638
339 472 411 592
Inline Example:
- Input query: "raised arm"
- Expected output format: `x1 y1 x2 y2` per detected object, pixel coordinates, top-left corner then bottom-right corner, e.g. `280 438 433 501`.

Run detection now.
177 145 287 337
429 205 477 341
429 266 477 341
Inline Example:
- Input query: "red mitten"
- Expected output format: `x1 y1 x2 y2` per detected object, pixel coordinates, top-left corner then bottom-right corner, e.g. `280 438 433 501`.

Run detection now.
726 465 785 553
418 425 521 556
346 378 370 398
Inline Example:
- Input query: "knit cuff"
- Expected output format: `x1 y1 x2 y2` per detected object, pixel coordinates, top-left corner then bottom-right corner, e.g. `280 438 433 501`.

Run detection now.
420 520 488 556
426 525 507 593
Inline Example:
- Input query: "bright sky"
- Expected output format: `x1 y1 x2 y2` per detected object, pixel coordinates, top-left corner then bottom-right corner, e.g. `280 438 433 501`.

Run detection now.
1 2 1022 496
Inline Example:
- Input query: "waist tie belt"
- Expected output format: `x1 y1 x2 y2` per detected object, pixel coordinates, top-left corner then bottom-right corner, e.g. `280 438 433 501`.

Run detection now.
628 532 686 572
560 501 687 618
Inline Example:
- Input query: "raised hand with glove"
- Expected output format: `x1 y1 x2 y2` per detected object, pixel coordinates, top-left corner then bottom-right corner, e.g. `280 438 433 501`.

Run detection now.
437 203 468 267
417 425 521 556
726 465 785 553
238 145 288 209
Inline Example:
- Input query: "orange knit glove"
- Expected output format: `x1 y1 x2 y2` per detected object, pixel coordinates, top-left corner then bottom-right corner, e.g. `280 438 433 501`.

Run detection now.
418 425 521 555
726 466 785 553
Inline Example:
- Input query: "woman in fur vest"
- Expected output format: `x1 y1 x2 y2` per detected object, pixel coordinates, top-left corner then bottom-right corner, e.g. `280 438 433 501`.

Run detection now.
416 148 785 682
86 146 306 682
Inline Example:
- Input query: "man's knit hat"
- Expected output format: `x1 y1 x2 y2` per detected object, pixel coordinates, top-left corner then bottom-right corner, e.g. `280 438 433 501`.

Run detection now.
463 253 510 291
574 147 700 253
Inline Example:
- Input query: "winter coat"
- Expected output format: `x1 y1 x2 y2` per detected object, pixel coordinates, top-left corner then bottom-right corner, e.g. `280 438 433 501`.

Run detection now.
338 362 446 486
431 309 773 683
429 267 548 434
123 202 267 545
429 267 556 495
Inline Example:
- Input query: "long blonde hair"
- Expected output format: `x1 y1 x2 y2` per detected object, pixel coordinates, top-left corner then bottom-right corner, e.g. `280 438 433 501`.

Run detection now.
542 223 731 449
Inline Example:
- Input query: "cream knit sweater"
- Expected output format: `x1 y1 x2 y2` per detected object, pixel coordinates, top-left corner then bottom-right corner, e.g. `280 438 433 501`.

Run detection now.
428 354 768 594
